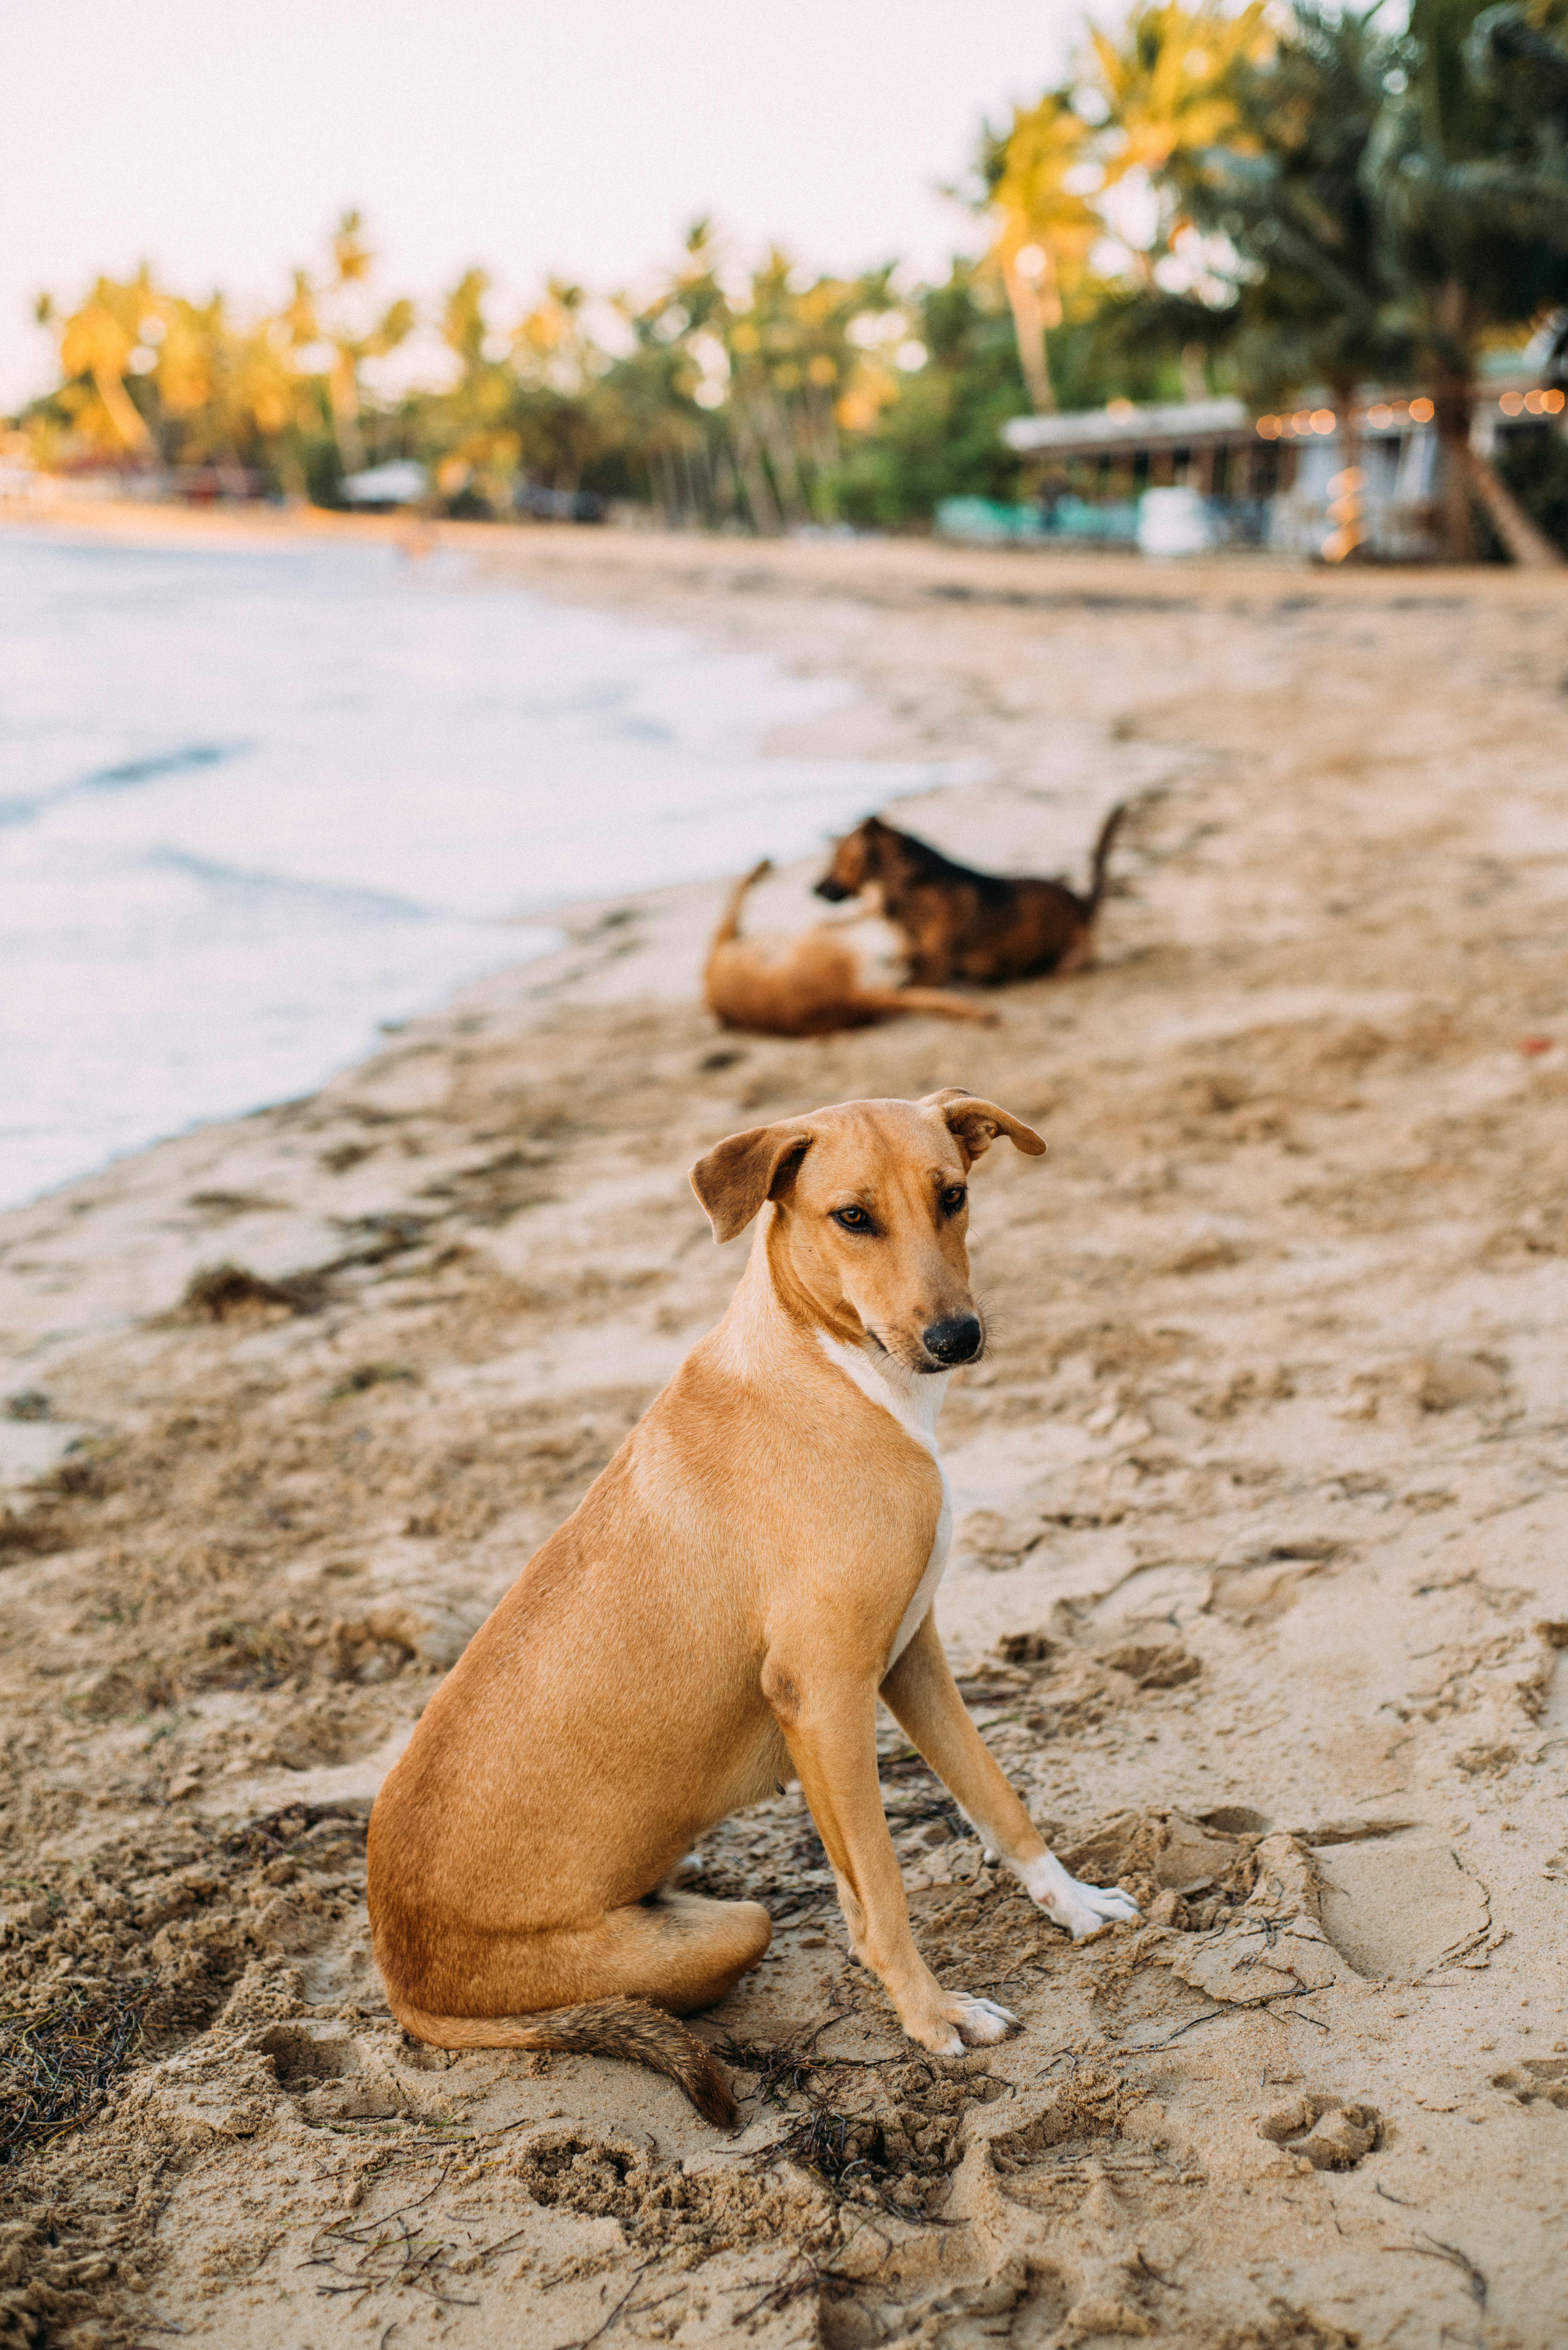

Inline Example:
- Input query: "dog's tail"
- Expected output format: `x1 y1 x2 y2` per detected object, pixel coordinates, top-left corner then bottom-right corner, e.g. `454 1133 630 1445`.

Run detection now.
709 859 773 949
1085 800 1128 919
388 1994 737 2128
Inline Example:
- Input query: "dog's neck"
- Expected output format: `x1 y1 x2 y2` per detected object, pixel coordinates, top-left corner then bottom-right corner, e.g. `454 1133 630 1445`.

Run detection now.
813 1331 947 1459
716 1211 950 1457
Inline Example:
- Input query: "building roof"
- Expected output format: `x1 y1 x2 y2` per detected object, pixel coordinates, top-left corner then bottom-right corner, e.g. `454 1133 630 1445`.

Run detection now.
1003 398 1248 456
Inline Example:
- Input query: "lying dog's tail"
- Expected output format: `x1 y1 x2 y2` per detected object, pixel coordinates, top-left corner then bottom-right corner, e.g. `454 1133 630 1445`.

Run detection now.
1085 800 1128 919
710 859 774 949
388 1993 737 2128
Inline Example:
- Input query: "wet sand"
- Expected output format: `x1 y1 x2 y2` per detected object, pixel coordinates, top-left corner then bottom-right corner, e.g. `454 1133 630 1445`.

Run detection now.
2 512 1567 2349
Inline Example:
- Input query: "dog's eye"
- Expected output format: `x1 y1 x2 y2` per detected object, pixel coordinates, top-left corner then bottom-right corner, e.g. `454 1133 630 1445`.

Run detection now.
940 1186 967 1215
832 1205 873 1232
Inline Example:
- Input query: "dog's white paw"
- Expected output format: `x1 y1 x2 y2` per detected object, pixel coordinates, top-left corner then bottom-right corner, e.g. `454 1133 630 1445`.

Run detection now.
916 1993 1020 2054
951 1994 1020 2046
1014 1851 1141 1941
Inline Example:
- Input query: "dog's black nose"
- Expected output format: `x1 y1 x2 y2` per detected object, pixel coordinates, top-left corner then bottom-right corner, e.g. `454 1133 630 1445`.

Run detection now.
814 876 851 901
923 1314 983 1366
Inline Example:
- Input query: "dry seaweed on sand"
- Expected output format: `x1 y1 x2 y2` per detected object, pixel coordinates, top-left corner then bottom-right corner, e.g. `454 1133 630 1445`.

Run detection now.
718 2031 995 2222
177 1259 330 1320
222 1797 370 1864
302 2169 483 2314
713 2028 865 2110
0 1983 150 2165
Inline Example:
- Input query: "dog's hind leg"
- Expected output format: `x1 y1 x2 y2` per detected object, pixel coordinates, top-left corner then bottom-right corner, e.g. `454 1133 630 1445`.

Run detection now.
881 1613 1140 1939
852 986 998 1025
381 1891 771 2126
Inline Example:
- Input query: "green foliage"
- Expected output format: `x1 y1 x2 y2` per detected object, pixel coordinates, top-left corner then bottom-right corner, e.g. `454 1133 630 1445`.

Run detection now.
1367 0 1568 375
1146 2 1405 405
821 265 1026 524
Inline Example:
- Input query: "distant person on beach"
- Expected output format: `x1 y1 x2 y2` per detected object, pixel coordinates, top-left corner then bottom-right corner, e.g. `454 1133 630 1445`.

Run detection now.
396 516 439 564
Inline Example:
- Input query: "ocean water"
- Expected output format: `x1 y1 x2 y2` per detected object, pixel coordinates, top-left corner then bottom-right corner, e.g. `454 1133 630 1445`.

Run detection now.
0 529 945 1210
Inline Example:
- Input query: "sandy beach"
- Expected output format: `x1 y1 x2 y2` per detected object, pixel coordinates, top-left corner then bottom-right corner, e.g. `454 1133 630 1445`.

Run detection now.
3 511 1567 2349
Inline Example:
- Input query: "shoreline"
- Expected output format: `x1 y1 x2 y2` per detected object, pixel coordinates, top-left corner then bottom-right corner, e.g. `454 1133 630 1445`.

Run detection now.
3 515 1567 2347
3 507 969 1222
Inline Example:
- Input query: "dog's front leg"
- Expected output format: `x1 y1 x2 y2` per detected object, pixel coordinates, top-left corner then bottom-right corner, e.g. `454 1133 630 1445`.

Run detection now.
763 1657 1017 2054
881 1613 1140 1939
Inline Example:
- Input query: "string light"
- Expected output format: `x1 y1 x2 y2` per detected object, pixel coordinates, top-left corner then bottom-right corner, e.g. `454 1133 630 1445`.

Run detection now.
1367 403 1395 428
1545 389 1566 414
1311 409 1336 433
1256 415 1281 438
1500 392 1525 416
1409 396 1435 423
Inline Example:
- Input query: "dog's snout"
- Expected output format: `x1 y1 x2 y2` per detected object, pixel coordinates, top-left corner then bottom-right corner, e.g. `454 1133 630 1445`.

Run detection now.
922 1314 983 1367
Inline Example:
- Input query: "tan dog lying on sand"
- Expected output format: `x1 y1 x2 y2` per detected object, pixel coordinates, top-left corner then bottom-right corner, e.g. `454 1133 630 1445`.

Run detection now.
704 860 995 1037
367 1091 1138 2125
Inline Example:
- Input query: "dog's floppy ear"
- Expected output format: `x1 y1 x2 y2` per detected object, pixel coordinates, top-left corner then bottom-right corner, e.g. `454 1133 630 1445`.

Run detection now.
690 1122 815 1243
922 1088 1046 1167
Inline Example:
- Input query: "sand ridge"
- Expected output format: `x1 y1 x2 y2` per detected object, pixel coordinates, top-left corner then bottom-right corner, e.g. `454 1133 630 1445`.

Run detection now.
1 518 1566 2348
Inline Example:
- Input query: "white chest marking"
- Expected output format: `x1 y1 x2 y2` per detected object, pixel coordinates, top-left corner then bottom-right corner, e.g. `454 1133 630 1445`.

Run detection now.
817 1333 951 1668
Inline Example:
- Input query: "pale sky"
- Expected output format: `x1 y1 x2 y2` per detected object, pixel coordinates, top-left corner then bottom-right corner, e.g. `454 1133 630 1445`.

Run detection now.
1 0 1081 410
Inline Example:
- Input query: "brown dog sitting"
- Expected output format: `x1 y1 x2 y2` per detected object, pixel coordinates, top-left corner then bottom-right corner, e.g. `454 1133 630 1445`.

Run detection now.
703 860 995 1037
366 1091 1138 2126
815 802 1127 986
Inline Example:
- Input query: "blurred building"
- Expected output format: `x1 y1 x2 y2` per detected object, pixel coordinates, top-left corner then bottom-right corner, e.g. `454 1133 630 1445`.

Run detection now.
964 360 1566 560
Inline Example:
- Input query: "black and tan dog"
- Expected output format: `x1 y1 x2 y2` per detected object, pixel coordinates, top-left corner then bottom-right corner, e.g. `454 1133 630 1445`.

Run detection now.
815 802 1127 986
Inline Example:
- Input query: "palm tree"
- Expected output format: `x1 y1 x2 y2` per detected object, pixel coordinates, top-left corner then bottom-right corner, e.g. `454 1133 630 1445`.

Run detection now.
1090 0 1274 227
509 277 610 498
44 272 159 455
984 5 1270 413
984 91 1102 411
1126 3 1404 551
288 210 414 478
230 323 312 498
1363 0 1568 562
426 269 525 508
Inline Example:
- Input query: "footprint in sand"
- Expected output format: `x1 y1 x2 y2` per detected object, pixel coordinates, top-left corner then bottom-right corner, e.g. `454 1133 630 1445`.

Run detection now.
1257 2092 1383 2170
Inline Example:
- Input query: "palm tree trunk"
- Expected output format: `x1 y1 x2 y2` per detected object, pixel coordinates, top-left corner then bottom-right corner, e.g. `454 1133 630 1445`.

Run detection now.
1432 380 1475 564
1433 373 1562 566
277 439 308 504
713 444 743 525
656 447 680 527
727 410 782 535
1459 445 1564 568
753 388 809 525
1329 378 1366 563
93 366 151 453
328 348 365 476
808 384 842 472
1001 253 1056 415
